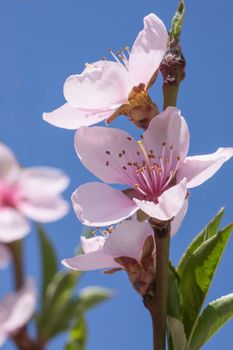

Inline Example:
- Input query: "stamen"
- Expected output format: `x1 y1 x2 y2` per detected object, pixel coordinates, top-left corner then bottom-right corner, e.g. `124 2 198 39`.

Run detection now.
137 141 147 160
134 184 147 196
108 48 122 65
125 46 130 57
85 63 97 69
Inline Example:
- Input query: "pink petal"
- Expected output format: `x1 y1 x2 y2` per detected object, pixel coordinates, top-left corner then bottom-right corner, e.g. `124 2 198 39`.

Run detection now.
103 220 152 261
64 61 130 109
143 107 190 164
177 147 233 188
62 250 119 271
129 13 168 86
72 182 138 227
1 279 36 334
75 125 141 184
133 179 187 221
170 199 188 237
18 196 69 223
0 208 30 243
19 167 69 197
0 143 20 182
43 103 114 129
81 236 105 253
0 244 11 269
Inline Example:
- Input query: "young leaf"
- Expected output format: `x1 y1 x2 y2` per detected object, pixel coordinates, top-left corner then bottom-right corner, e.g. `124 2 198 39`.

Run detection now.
189 293 233 350
66 316 87 350
37 224 57 297
180 223 233 345
167 262 183 320
170 0 185 39
75 286 113 313
37 270 80 340
167 316 186 350
177 208 224 275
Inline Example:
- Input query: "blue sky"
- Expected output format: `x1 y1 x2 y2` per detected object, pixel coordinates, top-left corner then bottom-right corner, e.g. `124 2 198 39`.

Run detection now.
0 0 232 349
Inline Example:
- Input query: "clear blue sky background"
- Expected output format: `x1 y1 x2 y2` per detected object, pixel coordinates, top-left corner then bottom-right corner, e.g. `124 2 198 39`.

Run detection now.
0 0 232 349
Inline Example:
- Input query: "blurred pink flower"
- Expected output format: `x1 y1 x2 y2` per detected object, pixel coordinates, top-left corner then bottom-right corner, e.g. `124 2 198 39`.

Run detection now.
0 279 36 346
72 107 233 227
62 217 184 272
43 13 168 129
0 143 69 243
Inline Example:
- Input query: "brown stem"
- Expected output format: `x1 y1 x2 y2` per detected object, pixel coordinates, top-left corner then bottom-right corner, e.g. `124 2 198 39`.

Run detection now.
8 240 24 290
144 223 171 350
7 240 45 350
160 38 186 110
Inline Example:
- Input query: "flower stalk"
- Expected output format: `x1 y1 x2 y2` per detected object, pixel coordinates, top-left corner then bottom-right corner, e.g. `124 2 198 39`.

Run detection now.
8 240 44 350
8 240 24 290
144 222 170 350
160 38 186 110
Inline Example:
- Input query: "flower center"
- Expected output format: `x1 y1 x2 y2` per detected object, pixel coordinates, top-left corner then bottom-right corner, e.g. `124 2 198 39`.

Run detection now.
0 180 21 209
105 139 180 202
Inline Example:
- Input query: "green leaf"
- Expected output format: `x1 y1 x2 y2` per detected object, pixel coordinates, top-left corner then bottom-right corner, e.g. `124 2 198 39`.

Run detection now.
189 293 233 350
170 0 185 39
76 286 113 313
37 270 81 340
177 208 224 276
180 223 233 346
66 316 87 350
37 225 58 297
167 317 186 350
167 262 183 320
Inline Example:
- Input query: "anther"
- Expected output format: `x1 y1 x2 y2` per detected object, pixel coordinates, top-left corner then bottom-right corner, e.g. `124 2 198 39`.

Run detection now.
106 151 110 155
106 161 109 166
119 153 123 158
127 137 132 141
123 166 127 170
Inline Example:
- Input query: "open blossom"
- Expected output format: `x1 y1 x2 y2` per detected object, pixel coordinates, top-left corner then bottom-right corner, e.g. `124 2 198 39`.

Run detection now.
71 107 233 227
0 279 36 346
0 143 69 243
63 217 184 271
62 217 184 294
43 13 168 129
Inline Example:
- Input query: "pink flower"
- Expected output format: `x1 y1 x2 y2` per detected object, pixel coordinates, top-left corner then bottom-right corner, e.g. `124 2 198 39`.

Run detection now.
72 107 233 227
0 244 10 269
43 13 168 129
0 143 69 243
62 217 184 272
0 279 36 346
